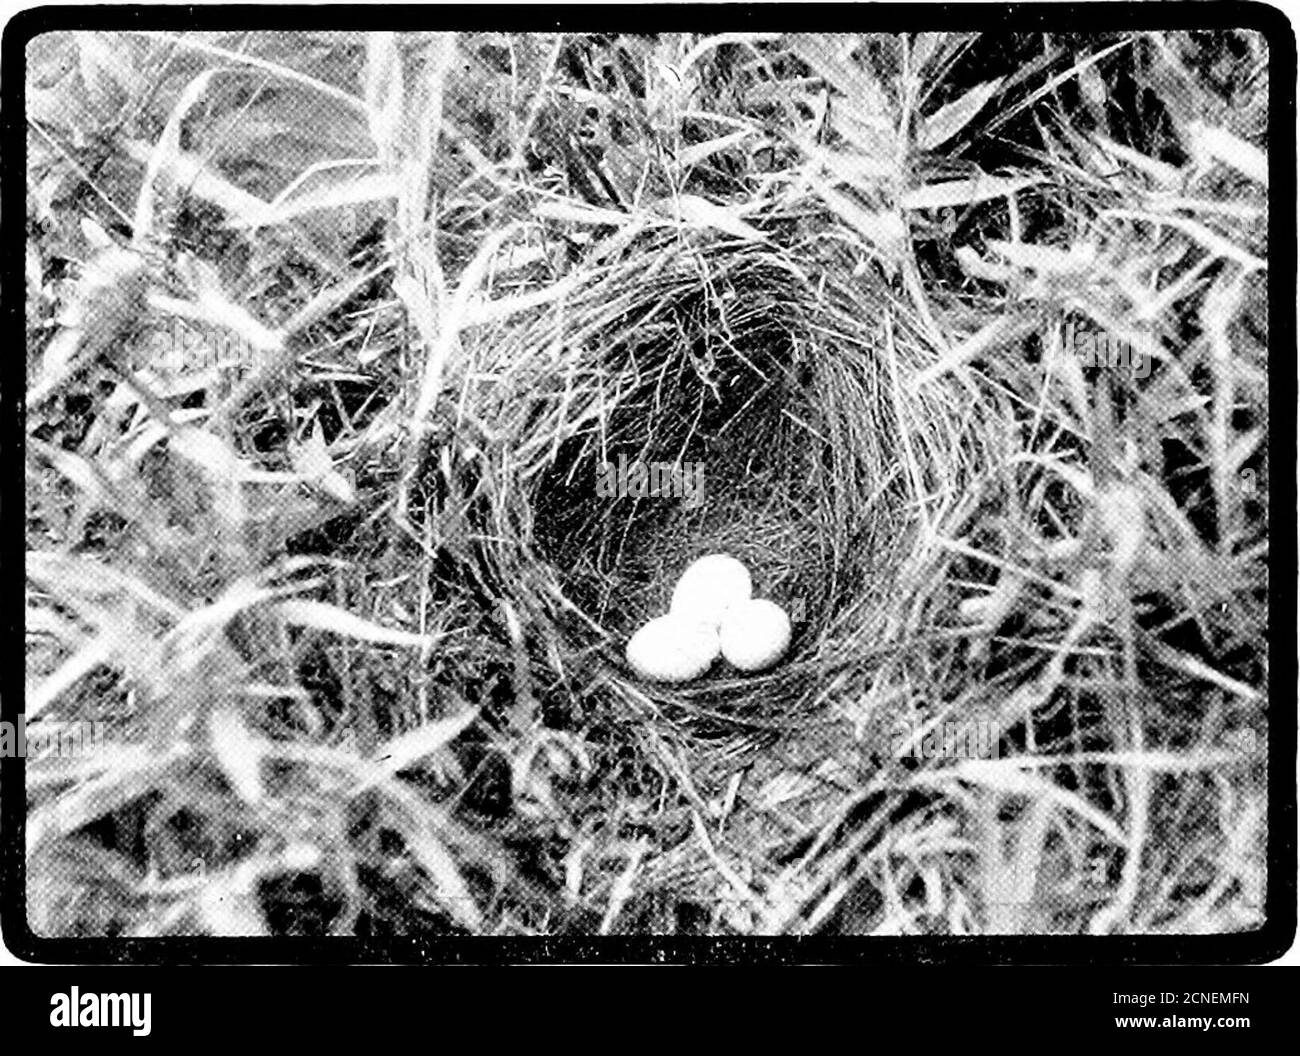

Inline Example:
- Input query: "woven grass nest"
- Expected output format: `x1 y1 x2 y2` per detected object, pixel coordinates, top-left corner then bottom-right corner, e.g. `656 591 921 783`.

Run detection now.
456 234 972 737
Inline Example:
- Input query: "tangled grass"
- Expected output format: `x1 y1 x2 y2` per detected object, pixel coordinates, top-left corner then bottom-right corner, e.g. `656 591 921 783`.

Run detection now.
21 28 1270 941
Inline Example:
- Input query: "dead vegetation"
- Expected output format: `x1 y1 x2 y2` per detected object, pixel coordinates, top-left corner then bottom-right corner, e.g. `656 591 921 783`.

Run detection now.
23 29 1269 939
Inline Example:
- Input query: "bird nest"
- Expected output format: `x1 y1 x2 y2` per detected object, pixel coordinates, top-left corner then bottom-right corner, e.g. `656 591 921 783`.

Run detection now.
453 235 961 736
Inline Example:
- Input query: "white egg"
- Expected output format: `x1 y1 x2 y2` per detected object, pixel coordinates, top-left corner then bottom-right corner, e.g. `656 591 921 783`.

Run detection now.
669 554 752 629
718 598 792 672
625 614 721 683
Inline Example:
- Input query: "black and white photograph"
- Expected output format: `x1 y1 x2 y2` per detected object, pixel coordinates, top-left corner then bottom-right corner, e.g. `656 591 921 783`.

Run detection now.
3 4 1293 982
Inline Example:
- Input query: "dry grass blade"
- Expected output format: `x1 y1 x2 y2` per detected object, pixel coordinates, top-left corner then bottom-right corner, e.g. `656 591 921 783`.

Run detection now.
367 707 479 781
916 77 1003 150
273 600 435 649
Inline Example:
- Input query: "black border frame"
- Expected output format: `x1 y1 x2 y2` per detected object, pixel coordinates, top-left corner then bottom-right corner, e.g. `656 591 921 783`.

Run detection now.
2 2 1294 966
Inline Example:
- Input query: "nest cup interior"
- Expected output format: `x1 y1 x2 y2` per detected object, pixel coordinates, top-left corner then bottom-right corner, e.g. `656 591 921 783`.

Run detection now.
533 300 834 640
470 248 920 719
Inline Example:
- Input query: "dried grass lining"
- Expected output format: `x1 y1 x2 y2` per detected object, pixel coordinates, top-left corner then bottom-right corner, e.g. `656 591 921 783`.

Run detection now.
452 235 977 734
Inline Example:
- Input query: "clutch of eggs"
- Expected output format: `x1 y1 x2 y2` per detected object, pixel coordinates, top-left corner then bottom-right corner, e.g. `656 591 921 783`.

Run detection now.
625 613 721 683
718 598 792 672
670 553 752 629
